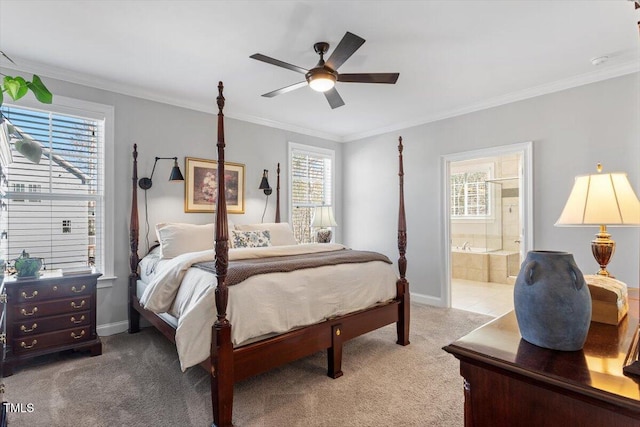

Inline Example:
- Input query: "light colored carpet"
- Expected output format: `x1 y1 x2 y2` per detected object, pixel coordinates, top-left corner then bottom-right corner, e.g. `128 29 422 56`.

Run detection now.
4 303 492 426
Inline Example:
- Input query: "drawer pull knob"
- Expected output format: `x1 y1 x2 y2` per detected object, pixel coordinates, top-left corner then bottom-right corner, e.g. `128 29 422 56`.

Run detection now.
21 290 38 299
20 339 38 349
71 300 86 309
20 307 38 316
70 315 85 324
20 323 38 333
71 285 86 293
52 285 58 291
71 330 85 339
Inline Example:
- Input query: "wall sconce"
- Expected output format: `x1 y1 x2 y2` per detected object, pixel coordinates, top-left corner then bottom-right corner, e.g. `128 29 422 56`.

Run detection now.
259 169 272 222
0 115 43 164
259 169 272 195
138 157 184 190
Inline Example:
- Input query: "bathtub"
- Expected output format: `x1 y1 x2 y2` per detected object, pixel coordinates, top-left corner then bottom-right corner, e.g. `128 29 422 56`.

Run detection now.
451 247 520 284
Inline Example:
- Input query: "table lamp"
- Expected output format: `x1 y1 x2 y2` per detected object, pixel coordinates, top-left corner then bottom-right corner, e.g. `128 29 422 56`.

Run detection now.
555 164 640 277
312 205 337 243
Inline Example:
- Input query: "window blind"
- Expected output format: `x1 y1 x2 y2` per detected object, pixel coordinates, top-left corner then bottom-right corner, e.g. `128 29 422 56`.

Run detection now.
290 147 333 243
1 105 103 271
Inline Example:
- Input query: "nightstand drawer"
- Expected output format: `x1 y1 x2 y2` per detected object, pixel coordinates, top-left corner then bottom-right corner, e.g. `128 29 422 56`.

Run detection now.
12 326 92 355
14 280 93 303
15 296 92 320
14 310 91 337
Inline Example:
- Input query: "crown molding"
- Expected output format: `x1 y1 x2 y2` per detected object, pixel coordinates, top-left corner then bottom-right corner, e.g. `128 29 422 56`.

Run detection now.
0 56 344 142
342 60 640 142
4 55 638 144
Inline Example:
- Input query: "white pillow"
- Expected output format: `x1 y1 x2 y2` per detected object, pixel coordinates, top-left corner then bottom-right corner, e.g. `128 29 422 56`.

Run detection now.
234 222 298 246
155 223 215 259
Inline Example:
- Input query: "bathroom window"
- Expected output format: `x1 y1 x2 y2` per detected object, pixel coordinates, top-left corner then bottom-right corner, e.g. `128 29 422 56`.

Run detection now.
451 163 493 218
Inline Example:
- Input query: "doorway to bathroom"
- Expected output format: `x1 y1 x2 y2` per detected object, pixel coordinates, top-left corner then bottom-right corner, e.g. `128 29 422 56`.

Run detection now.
442 142 533 316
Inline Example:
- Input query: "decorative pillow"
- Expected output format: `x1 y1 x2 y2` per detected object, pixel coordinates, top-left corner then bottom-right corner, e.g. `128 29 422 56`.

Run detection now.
234 222 298 246
155 222 215 259
231 230 272 248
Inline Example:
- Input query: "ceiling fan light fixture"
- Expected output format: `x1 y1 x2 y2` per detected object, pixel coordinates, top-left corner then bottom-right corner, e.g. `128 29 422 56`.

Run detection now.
306 69 336 92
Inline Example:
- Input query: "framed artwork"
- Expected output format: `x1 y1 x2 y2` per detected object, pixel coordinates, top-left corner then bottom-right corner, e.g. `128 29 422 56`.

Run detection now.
184 157 245 213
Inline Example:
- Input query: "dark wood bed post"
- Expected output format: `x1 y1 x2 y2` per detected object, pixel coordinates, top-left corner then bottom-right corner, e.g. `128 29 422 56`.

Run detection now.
396 136 410 346
210 82 234 427
128 144 141 334
275 162 281 223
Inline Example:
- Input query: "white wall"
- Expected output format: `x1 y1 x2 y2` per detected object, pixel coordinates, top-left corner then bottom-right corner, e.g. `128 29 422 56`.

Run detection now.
8 68 638 327
344 73 640 305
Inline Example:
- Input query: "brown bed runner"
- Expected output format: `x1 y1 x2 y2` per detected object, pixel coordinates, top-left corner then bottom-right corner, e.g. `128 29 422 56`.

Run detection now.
194 249 392 286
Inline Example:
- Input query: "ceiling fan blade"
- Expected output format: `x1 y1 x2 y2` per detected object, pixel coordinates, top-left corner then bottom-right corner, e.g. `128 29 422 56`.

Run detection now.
324 87 345 109
338 73 399 84
261 81 308 98
325 32 365 71
250 53 308 74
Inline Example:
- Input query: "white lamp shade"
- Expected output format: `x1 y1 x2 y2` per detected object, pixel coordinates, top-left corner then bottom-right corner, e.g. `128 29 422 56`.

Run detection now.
311 206 338 228
555 172 640 226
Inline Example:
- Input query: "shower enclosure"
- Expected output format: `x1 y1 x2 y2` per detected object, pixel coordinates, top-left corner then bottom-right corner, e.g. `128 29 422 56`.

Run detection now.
451 175 522 284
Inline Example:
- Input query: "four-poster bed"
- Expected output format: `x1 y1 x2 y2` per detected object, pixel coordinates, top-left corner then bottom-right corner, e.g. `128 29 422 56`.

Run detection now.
128 82 409 427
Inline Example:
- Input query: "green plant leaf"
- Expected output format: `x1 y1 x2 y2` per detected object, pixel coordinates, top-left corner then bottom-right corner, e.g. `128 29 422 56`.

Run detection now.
27 75 52 104
3 76 25 100
12 76 29 99
0 88 3 106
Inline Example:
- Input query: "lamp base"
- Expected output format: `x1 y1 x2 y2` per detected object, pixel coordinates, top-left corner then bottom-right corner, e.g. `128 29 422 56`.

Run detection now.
316 228 332 243
591 225 615 277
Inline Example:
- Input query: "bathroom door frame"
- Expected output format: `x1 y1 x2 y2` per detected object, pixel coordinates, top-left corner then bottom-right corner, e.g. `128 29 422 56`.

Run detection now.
440 141 533 308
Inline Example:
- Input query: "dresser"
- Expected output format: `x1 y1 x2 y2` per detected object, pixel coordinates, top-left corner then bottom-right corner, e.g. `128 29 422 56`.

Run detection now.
2 272 102 375
443 292 640 427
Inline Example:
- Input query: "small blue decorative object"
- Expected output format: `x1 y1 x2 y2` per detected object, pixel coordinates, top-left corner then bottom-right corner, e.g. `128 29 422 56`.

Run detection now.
14 250 42 279
514 250 591 351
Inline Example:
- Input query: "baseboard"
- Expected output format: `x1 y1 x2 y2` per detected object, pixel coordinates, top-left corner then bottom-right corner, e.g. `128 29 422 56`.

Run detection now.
410 291 444 307
97 320 129 336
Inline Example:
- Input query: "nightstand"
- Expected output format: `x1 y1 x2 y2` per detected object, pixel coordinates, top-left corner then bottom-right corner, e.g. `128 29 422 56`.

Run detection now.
2 272 102 375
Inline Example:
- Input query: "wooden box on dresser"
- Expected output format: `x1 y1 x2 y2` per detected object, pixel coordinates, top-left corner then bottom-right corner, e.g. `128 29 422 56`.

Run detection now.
2 272 102 376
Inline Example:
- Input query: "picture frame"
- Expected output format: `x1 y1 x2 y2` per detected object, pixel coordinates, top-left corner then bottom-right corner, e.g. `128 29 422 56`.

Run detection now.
184 157 245 213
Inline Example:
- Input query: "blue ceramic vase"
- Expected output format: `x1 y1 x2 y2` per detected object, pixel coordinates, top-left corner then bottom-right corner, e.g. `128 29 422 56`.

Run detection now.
514 250 591 351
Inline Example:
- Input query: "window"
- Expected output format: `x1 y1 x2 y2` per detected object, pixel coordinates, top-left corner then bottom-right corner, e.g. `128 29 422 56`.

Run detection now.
1 98 113 276
11 183 24 202
451 163 493 218
289 143 335 243
28 184 41 202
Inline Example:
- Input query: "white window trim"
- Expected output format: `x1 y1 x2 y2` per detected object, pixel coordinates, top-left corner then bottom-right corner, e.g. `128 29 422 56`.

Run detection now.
287 141 336 235
9 95 116 286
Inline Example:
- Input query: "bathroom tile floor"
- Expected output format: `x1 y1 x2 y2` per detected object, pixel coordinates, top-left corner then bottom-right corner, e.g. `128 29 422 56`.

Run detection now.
452 278 515 317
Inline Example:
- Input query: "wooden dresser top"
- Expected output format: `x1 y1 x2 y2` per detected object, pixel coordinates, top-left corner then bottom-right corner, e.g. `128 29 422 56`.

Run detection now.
444 289 640 407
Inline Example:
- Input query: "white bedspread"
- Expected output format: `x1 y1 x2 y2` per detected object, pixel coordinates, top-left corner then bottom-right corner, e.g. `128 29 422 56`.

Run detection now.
139 243 398 371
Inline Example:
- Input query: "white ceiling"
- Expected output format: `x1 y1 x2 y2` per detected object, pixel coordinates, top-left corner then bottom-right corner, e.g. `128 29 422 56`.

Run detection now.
0 1 638 142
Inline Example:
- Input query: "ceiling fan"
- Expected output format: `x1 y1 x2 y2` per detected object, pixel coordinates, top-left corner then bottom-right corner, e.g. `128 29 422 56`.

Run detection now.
250 31 399 109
